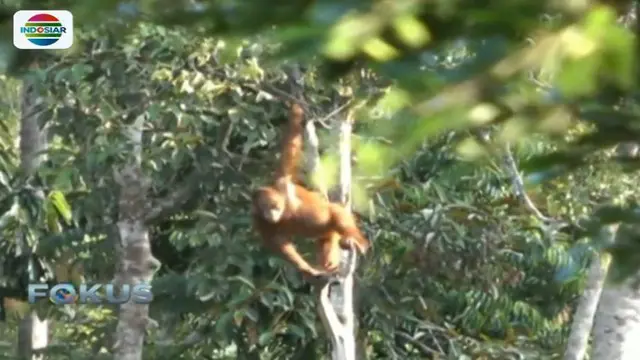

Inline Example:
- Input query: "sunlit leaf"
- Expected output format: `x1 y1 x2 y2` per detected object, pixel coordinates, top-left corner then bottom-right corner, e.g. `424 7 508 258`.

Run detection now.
48 190 73 224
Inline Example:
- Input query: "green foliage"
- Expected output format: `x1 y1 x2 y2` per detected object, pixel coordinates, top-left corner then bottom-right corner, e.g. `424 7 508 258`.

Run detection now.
356 150 584 356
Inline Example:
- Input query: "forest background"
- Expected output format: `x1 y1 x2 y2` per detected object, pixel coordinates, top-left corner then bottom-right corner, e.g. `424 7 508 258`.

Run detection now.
1 0 640 359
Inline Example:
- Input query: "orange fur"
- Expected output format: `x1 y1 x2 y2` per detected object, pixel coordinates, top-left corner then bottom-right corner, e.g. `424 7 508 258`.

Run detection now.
251 103 369 277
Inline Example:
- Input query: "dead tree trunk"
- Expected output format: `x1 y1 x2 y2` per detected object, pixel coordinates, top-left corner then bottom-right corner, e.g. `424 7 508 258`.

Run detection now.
16 74 50 360
317 109 358 360
563 226 615 360
590 241 640 360
112 115 160 360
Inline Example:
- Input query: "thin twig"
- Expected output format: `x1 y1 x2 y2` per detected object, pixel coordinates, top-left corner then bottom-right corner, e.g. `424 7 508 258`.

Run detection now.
317 100 354 125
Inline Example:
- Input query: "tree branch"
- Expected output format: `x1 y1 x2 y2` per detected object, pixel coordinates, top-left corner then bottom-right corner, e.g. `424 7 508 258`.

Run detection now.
303 119 329 198
503 144 551 222
318 247 358 360
502 143 569 239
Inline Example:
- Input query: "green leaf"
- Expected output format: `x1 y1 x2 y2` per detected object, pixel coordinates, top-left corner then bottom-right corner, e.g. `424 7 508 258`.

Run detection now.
258 331 275 346
196 282 218 302
229 275 256 290
287 324 306 339
556 57 599 98
47 190 73 224
229 290 253 307
52 170 74 192
193 210 218 219
45 201 61 233
392 14 430 49
215 312 234 335
70 63 94 82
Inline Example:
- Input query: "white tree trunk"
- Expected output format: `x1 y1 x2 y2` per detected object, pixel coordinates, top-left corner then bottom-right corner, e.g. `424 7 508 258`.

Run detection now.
17 76 49 360
318 111 357 360
591 272 640 360
563 222 615 360
112 115 159 360
563 254 610 360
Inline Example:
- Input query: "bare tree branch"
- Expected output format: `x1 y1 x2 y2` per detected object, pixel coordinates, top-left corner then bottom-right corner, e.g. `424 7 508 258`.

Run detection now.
502 143 570 240
503 143 552 222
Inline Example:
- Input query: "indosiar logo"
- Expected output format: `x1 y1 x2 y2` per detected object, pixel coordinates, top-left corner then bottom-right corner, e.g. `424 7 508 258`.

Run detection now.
13 10 74 50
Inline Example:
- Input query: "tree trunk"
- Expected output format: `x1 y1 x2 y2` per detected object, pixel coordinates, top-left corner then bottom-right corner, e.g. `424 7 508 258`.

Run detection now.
17 74 50 360
591 269 640 360
318 110 358 360
563 226 616 360
112 115 159 360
